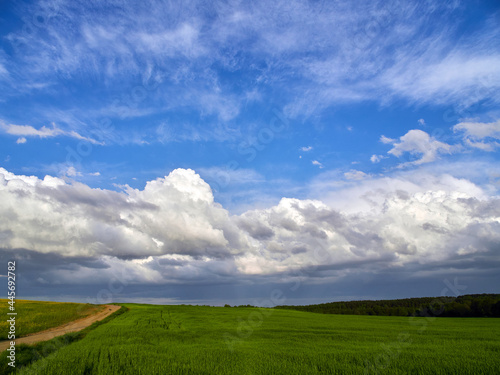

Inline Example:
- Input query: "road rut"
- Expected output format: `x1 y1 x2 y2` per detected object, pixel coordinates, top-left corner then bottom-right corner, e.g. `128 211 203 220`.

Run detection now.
0 304 121 352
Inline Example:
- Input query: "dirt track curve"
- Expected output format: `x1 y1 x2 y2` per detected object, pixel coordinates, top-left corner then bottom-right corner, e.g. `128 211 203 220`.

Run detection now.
0 304 121 352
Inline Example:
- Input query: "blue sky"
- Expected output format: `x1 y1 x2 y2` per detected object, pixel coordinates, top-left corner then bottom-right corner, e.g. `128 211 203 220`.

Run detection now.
1 0 500 305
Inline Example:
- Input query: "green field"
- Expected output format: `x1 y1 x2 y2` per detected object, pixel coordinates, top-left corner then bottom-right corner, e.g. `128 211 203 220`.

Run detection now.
8 303 500 375
0 300 102 340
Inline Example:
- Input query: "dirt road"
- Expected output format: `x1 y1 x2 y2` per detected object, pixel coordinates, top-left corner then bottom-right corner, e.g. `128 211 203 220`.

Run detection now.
0 304 121 352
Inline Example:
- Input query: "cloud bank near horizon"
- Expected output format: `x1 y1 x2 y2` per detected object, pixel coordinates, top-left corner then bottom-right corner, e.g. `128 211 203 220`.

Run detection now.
1 162 499 303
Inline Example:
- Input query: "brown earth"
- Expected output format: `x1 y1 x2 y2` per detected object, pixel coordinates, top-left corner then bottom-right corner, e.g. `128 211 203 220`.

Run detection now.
0 304 121 352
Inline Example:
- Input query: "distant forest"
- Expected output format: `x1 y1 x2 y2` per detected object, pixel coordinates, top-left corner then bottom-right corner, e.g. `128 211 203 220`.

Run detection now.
274 294 500 317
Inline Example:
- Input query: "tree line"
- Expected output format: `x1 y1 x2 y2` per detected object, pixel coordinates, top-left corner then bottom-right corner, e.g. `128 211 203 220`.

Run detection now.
274 294 500 317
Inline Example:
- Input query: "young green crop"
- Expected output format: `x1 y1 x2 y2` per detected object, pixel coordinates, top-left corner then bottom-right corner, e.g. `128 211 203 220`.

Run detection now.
0 299 101 339
14 303 500 375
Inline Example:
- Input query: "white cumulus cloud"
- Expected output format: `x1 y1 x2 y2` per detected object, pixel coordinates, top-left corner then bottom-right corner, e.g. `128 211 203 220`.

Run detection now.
386 129 453 166
312 160 323 168
1 167 499 293
0 168 250 259
370 154 385 163
454 119 500 151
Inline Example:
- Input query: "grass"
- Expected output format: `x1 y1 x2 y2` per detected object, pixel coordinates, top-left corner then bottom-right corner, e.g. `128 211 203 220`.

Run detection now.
0 300 102 340
10 303 500 374
0 305 127 375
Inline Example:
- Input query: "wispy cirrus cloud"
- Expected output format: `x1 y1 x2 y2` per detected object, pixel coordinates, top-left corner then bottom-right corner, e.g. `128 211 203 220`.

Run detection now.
344 169 370 181
4 0 499 133
0 120 104 145
381 52 500 106
0 63 7 76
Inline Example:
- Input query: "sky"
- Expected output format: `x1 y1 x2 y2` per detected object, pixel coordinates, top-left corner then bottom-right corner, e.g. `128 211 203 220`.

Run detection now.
0 0 500 306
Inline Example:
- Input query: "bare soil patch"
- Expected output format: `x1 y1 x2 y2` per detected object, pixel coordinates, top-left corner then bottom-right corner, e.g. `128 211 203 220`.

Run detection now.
0 304 121 351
